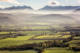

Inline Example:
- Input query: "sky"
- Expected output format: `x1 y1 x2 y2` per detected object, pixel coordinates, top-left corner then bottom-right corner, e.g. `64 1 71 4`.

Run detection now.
0 0 80 9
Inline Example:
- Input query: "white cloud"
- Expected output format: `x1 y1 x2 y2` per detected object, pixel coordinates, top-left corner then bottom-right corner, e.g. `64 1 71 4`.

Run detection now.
48 0 61 6
0 0 22 5
78 0 80 3
0 5 6 8
8 0 20 5
47 0 65 6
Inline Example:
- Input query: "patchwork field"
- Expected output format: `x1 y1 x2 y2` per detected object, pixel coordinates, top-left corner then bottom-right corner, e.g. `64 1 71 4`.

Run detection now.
0 9 80 53
43 48 80 53
30 34 72 40
0 26 80 53
0 50 37 53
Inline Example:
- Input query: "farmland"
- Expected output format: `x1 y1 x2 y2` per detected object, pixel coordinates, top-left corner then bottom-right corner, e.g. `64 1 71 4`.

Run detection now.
0 50 37 53
0 25 80 53
0 13 80 53
43 48 80 53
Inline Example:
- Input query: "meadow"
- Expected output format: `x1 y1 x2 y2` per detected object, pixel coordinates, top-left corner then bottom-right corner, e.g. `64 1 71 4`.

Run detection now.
0 25 80 53
43 48 80 53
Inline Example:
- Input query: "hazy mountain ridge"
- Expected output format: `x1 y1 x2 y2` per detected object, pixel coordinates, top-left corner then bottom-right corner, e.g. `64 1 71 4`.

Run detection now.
40 6 80 11
75 8 80 11
0 5 33 10
0 5 80 11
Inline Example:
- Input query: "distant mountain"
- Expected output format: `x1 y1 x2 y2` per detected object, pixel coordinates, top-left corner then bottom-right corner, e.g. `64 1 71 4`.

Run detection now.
73 8 80 14
75 8 80 11
40 6 80 11
1 5 33 10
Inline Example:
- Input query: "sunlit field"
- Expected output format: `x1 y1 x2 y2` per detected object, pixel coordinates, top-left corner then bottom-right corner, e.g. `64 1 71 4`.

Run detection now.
0 10 80 53
0 50 37 53
43 48 80 53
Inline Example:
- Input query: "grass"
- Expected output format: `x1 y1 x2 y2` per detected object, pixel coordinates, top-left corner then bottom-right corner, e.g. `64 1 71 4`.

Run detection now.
33 34 71 39
60 35 71 39
3 35 35 40
0 31 79 53
73 37 80 40
0 31 52 48
0 35 34 48
23 26 49 29
0 34 48 48
35 35 61 39
68 40 80 44
0 50 37 53
43 48 80 53
0 40 48 48
0 32 10 35
68 40 80 48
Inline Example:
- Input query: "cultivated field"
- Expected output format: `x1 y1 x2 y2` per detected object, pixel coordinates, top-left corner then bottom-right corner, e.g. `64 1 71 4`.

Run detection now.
0 13 80 53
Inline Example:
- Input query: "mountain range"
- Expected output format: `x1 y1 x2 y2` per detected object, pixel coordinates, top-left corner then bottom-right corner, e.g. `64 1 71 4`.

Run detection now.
0 5 80 11
40 6 80 11
0 5 33 10
75 8 80 11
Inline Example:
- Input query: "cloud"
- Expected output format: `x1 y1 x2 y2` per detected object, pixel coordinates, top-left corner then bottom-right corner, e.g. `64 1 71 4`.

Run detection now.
0 5 10 8
8 0 20 5
0 0 21 5
78 0 80 3
48 0 61 6
47 0 65 6
0 0 9 1
0 5 6 8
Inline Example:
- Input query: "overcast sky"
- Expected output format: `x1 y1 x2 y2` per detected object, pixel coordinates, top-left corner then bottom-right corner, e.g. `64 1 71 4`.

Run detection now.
0 0 80 9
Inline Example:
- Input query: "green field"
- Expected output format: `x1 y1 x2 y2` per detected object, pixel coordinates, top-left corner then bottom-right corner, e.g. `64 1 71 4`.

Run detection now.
0 48 80 53
32 34 71 40
0 30 80 53
43 48 80 53
0 50 37 53
0 34 49 48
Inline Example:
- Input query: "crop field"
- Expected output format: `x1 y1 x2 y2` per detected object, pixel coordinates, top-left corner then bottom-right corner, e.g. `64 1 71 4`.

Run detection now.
30 34 72 40
0 34 49 48
0 50 37 53
43 48 80 53
34 35 62 39
0 26 80 53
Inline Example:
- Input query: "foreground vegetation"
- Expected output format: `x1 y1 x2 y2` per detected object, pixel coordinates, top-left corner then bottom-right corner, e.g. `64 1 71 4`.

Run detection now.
43 48 80 53
0 50 37 53
0 25 80 53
